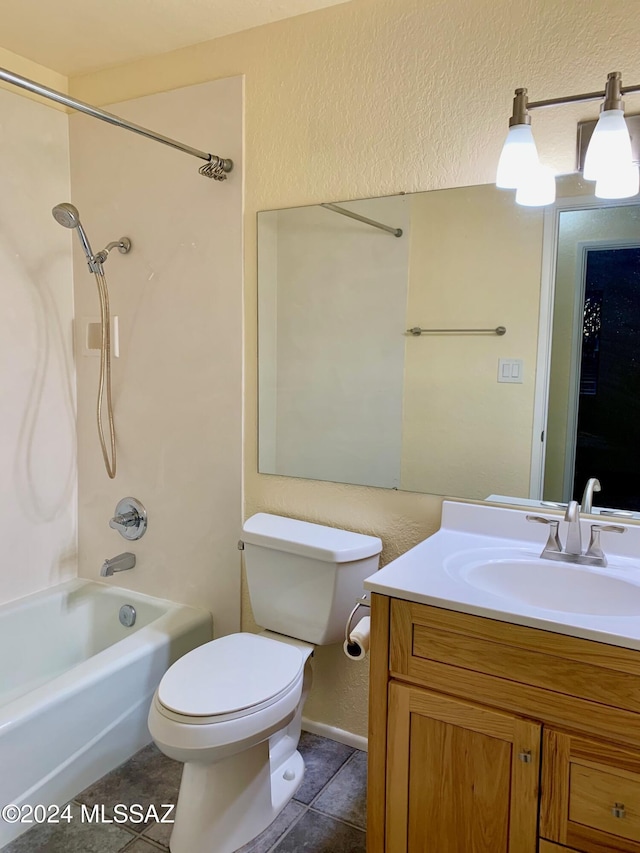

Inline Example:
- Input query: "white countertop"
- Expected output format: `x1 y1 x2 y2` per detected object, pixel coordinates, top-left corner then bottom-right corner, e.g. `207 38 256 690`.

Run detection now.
364 500 640 651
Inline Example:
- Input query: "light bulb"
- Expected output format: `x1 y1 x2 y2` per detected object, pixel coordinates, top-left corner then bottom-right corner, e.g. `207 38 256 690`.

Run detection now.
496 124 539 189
595 163 640 199
583 109 633 181
515 165 556 206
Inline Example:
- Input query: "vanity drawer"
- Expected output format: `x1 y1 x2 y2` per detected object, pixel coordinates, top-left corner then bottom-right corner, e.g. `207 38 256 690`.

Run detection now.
542 729 640 852
389 599 640 721
570 764 640 842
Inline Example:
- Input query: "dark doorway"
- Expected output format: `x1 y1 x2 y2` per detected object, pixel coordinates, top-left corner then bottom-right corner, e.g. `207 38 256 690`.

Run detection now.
573 246 640 509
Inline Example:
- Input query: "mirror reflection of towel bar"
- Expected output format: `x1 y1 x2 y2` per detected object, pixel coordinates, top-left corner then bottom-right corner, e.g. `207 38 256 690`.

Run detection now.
407 325 507 336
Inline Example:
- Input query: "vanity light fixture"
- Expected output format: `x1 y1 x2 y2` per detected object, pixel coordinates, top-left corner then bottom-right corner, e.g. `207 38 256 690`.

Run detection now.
497 71 640 206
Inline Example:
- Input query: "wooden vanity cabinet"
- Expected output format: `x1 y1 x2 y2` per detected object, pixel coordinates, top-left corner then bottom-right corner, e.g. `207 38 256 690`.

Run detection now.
367 594 640 853
385 682 540 852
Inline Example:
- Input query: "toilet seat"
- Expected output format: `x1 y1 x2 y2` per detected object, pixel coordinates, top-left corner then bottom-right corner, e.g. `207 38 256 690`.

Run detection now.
156 633 305 723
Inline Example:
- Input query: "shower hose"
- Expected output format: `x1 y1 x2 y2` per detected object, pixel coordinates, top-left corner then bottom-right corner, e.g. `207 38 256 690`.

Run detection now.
93 269 116 479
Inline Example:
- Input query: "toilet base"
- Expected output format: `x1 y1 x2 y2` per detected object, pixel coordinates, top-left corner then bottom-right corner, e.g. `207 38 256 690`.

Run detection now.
168 742 305 853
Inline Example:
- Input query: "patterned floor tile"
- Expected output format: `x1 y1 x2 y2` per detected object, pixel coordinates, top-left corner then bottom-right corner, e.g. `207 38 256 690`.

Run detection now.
294 733 355 805
313 750 367 829
270 809 366 853
1 802 135 853
76 744 182 829
235 800 306 853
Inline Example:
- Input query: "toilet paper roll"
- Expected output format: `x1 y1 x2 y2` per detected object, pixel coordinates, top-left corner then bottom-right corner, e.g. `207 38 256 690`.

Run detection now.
343 616 371 660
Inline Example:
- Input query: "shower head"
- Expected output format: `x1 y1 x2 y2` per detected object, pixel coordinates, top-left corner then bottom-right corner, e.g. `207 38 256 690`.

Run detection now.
52 202 100 272
52 202 81 229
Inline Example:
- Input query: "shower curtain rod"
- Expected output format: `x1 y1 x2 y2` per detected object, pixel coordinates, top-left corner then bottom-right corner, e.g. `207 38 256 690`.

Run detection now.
0 66 233 181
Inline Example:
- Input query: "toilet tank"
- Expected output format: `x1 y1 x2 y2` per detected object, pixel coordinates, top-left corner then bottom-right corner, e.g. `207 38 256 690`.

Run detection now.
241 514 382 645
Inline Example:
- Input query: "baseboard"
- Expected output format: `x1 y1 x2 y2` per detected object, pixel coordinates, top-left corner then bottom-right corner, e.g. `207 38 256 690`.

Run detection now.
301 717 368 752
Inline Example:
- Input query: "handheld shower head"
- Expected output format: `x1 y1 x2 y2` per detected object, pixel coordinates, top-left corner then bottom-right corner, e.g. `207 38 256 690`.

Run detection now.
52 202 81 229
52 202 99 271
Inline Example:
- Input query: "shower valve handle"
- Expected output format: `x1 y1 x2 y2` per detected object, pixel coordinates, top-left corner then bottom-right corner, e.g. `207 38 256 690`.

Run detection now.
110 511 138 530
109 497 147 540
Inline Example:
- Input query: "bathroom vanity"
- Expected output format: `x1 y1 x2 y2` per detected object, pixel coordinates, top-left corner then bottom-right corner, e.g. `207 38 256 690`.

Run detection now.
365 502 640 853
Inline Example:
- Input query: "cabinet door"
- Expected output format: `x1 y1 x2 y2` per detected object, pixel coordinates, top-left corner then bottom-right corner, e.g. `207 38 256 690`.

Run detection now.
386 682 541 853
542 729 640 852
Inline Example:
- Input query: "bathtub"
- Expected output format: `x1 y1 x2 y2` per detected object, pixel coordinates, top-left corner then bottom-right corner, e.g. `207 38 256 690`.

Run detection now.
0 578 212 847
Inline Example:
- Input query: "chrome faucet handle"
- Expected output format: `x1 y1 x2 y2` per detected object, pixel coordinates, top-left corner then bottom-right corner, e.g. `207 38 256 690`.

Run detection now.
526 515 562 553
109 511 138 531
585 523 626 566
109 497 147 540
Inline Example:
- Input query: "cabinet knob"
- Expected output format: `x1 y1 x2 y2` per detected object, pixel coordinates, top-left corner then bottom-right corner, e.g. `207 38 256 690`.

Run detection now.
518 750 532 763
612 803 626 819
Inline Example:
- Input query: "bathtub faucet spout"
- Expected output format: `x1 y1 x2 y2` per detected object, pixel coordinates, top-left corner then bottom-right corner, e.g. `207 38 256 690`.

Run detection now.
101 552 136 577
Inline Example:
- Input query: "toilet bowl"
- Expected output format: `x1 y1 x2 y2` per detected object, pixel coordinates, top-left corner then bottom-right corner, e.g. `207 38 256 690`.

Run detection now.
148 513 382 853
149 632 313 853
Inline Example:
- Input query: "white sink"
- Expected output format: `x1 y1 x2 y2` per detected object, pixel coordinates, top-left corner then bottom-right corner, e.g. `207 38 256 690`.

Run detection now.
449 555 640 617
364 501 640 651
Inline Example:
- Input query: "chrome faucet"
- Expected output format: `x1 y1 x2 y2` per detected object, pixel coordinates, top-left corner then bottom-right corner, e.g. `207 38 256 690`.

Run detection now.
581 477 601 514
100 552 136 577
527 506 625 567
563 500 583 556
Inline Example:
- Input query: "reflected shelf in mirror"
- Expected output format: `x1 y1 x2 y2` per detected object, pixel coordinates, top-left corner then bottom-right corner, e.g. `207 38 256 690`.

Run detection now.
257 174 640 518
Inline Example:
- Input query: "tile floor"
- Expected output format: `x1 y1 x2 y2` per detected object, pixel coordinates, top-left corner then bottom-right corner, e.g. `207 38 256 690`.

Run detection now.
3 733 367 853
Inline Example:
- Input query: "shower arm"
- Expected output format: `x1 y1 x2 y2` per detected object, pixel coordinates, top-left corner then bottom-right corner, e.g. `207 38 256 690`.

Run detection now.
0 66 233 181
94 238 132 265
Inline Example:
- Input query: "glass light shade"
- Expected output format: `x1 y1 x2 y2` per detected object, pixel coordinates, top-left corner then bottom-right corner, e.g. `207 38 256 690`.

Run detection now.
515 165 556 206
496 124 539 189
595 163 640 199
583 109 633 181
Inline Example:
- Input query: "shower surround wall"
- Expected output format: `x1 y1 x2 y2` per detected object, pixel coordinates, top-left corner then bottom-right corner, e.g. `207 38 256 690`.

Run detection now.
0 86 76 606
70 77 243 635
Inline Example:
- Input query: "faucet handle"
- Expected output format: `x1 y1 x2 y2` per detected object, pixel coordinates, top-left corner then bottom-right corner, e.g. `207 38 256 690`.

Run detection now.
526 515 562 553
591 524 626 534
109 497 147 540
585 523 626 564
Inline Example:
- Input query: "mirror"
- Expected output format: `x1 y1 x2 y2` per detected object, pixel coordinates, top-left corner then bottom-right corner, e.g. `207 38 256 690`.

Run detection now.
257 176 640 513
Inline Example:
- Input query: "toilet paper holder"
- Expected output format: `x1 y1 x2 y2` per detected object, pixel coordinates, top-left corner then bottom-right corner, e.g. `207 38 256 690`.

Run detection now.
344 595 371 646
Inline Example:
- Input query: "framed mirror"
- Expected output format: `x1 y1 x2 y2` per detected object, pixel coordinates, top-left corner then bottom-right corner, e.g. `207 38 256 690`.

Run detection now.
257 175 640 514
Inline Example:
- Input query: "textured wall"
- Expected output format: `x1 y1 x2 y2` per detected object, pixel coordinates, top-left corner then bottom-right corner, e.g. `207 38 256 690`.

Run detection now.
69 78 243 636
70 0 640 737
0 87 76 605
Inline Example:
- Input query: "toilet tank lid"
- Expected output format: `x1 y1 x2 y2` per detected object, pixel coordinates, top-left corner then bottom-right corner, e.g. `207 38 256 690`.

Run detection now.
241 513 382 562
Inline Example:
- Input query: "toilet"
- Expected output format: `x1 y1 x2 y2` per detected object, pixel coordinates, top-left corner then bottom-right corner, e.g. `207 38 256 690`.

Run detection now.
148 513 382 853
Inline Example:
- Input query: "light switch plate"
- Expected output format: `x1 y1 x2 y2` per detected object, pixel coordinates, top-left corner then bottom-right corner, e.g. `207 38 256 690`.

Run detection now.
498 358 523 383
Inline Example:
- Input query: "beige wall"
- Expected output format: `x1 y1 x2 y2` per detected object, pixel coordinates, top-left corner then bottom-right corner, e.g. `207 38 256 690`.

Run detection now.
0 46 68 105
69 78 243 636
401 185 543 497
69 0 640 737
0 86 76 605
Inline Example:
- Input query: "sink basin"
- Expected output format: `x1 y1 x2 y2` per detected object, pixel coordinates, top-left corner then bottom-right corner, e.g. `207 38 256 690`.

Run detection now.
454 557 640 616
365 501 640 649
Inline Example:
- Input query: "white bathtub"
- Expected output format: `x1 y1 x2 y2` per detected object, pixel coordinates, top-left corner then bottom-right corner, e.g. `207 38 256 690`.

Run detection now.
0 578 212 847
